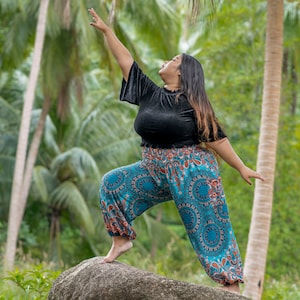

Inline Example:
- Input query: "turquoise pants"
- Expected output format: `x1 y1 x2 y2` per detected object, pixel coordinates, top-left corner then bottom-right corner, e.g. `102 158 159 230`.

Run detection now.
99 146 244 285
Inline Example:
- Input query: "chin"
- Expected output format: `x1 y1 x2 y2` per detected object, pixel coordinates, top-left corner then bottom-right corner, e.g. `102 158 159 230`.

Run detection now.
158 68 166 75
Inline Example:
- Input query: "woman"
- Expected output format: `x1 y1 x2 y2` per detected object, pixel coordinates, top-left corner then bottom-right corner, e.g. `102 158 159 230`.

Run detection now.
88 8 264 294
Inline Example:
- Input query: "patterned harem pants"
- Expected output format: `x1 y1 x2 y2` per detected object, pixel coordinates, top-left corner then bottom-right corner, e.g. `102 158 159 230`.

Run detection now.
99 145 244 284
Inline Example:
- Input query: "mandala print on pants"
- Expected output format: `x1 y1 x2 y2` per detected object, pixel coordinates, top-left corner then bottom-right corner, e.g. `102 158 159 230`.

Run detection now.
99 146 244 285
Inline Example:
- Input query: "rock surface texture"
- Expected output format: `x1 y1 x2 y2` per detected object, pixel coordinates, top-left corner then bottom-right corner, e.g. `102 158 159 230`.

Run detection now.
48 257 249 300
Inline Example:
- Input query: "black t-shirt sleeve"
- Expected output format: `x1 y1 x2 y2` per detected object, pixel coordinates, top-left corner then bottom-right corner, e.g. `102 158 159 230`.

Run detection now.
119 61 157 105
199 123 227 142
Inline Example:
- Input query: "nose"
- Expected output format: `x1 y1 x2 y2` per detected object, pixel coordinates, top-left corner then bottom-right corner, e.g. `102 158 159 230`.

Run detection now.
162 60 170 68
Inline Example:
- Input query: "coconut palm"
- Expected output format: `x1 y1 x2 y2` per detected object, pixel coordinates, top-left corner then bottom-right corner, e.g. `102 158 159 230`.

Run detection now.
4 0 50 272
0 69 25 220
282 0 300 115
31 147 98 264
243 1 284 299
1 0 125 270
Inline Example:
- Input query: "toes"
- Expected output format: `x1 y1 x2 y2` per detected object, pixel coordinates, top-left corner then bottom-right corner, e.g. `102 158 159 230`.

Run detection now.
100 257 112 264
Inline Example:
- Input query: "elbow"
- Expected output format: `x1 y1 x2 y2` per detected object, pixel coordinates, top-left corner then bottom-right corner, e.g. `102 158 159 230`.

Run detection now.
206 137 228 149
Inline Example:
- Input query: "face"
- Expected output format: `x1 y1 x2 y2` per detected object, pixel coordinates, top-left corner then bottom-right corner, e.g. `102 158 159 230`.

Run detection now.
158 55 182 78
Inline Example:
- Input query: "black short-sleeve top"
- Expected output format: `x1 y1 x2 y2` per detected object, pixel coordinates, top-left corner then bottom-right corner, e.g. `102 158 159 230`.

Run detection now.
120 62 226 148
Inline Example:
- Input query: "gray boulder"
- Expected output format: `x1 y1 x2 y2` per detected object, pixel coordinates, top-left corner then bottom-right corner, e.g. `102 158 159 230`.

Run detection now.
48 257 249 300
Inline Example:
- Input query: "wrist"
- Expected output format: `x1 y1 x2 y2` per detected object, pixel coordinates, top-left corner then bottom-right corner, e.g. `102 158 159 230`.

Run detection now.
237 164 247 174
102 26 112 35
232 160 245 172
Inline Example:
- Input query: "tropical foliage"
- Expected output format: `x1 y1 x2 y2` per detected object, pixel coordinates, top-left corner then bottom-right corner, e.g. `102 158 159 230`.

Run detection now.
0 0 299 298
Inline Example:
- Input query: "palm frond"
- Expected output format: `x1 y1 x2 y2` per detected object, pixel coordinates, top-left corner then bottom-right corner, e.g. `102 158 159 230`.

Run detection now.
77 179 101 206
51 147 100 182
284 0 300 25
0 133 17 156
31 165 58 203
0 154 14 182
188 0 215 20
77 104 141 170
137 213 178 247
49 181 95 236
0 69 27 110
1 1 37 69
121 0 180 58
93 136 141 172
0 96 20 119
30 109 60 156
71 0 100 52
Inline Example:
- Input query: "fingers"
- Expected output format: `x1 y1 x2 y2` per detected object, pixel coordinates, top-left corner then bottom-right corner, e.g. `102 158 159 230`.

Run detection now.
245 178 252 185
88 8 98 22
88 8 96 16
256 175 265 181
88 8 95 25
244 173 265 185
251 172 265 182
88 8 107 31
241 168 265 185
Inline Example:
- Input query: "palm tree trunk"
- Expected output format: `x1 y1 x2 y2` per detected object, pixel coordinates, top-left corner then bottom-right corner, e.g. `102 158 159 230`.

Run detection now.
49 209 62 265
243 1 284 299
3 0 50 272
150 207 163 259
21 96 52 206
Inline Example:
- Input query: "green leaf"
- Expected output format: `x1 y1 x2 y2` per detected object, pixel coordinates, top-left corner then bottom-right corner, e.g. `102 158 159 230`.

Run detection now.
49 181 95 236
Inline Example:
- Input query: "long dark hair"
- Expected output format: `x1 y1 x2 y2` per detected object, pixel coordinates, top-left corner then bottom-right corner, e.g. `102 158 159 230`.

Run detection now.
178 53 219 142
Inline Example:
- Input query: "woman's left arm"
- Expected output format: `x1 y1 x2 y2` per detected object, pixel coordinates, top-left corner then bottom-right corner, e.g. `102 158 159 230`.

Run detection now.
206 138 264 185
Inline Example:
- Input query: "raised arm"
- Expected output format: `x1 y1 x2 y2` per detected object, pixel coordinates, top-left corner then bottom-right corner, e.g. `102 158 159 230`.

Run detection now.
206 138 264 185
88 8 134 81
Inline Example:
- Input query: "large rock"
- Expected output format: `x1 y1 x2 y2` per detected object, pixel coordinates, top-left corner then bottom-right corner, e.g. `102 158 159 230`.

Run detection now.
48 257 249 300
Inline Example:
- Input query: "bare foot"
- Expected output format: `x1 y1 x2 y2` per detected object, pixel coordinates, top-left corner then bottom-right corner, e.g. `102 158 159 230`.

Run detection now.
101 236 133 263
220 282 240 294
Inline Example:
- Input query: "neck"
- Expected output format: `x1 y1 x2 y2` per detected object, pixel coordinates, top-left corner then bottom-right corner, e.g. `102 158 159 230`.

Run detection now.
164 84 180 92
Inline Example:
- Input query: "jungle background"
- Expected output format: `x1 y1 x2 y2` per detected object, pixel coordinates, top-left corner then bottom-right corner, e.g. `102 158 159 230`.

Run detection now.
0 0 299 299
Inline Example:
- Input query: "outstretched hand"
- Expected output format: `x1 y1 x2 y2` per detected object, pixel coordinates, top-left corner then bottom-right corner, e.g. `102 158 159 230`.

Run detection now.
88 8 108 32
239 166 265 185
87 7 133 80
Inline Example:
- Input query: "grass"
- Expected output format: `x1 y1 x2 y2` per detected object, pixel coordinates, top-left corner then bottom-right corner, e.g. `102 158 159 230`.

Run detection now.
0 265 60 300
